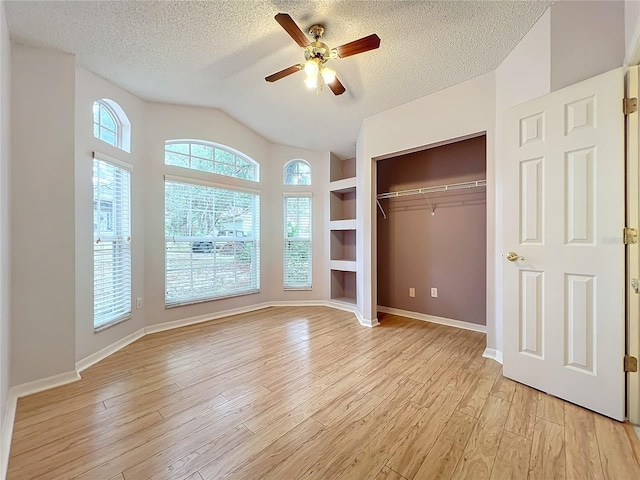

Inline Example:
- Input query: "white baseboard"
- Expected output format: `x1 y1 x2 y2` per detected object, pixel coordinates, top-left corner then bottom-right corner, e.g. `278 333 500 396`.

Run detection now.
10 370 81 399
76 328 146 372
482 348 504 365
377 306 486 333
326 300 379 328
0 393 16 480
144 302 273 334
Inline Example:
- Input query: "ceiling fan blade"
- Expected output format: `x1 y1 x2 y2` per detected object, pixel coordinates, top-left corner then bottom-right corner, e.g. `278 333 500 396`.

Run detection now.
328 77 346 96
334 33 381 58
275 13 310 48
265 64 303 82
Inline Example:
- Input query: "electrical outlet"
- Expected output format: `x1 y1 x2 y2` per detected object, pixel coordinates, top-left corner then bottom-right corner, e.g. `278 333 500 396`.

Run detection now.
136 298 142 309
431 288 438 298
409 287 415 298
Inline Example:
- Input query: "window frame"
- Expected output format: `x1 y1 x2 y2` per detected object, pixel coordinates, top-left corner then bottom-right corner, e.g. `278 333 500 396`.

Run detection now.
165 140 260 182
283 193 312 290
284 159 312 185
93 151 132 331
93 100 121 149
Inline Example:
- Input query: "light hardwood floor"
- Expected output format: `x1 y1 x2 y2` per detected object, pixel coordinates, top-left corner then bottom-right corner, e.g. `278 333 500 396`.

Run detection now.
8 306 640 479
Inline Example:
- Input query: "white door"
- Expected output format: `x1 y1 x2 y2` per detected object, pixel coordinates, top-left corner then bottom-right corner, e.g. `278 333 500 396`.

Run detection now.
503 68 626 420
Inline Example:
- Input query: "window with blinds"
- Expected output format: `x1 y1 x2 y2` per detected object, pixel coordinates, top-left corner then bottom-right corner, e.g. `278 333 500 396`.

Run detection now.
284 195 312 290
93 156 131 330
165 178 260 306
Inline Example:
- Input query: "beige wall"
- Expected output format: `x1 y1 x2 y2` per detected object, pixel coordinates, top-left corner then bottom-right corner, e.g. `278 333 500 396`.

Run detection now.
0 0 10 447
377 136 486 326
550 1 625 91
11 46 76 385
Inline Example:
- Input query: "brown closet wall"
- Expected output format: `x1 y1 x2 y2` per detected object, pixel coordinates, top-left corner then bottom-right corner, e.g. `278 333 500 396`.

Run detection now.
377 135 487 325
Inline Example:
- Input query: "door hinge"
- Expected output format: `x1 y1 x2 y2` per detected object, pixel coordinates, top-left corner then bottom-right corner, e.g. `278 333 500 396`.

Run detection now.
623 227 638 244
632 278 640 294
624 97 638 115
624 355 638 373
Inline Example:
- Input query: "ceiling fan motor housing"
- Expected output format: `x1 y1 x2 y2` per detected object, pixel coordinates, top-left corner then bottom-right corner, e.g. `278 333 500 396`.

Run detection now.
305 41 330 63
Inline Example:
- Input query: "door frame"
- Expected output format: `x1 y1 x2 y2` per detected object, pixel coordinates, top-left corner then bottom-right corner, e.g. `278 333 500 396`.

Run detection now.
627 65 640 426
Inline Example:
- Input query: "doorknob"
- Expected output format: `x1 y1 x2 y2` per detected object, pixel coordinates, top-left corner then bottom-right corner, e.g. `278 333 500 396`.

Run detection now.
506 252 524 262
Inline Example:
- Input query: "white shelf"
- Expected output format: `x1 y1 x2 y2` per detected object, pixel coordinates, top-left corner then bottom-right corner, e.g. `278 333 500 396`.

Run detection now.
330 260 356 272
330 219 356 230
331 296 357 306
330 177 356 194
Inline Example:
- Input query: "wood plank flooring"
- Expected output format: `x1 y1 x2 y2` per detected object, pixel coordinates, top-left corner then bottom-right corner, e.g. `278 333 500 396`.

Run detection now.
7 306 640 479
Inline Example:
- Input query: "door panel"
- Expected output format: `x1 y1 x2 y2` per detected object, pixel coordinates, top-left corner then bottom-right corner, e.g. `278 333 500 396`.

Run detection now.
504 68 625 420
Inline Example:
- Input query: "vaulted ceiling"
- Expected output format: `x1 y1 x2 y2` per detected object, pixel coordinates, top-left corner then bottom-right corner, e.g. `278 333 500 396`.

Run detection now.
5 1 552 157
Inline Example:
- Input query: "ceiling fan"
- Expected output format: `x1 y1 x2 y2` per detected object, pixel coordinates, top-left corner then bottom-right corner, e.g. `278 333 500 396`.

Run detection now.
265 13 381 96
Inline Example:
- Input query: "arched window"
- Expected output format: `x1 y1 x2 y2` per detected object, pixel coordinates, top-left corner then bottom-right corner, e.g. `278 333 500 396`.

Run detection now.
165 140 259 182
284 159 311 185
92 99 131 152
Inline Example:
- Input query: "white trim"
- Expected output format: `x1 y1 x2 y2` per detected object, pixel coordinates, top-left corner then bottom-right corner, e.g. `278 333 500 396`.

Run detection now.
10 370 81 399
1 393 16 480
282 191 313 198
76 328 145 372
328 300 379 327
93 150 133 171
145 302 273 334
377 306 487 333
164 174 261 194
482 348 504 365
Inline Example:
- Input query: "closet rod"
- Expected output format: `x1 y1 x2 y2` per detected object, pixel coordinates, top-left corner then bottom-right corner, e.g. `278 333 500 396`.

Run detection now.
376 179 487 200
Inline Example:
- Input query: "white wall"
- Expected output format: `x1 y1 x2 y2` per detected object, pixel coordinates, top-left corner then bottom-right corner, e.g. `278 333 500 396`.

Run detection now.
626 0 640 64
74 67 147 362
0 0 11 447
357 72 496 333
494 9 551 354
550 1 625 91
10 46 76 385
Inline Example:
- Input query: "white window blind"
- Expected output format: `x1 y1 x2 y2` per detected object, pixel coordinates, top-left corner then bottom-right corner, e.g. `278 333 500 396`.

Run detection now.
93 158 131 330
284 195 312 290
165 179 260 306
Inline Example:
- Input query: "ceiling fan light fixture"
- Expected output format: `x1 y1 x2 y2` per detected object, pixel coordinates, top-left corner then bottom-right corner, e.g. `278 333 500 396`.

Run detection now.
304 74 318 89
304 59 319 76
321 67 336 85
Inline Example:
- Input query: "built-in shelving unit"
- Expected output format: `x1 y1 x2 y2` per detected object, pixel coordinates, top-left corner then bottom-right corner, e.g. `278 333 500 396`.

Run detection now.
330 269 357 304
328 155 357 304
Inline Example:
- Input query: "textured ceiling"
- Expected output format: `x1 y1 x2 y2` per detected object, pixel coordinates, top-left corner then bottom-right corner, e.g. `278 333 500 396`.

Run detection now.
5 1 552 158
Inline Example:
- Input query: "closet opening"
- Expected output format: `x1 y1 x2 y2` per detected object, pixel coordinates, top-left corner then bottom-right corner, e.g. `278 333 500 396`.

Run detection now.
376 134 487 330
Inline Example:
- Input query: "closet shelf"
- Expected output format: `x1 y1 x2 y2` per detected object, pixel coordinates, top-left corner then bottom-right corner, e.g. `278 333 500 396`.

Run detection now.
377 179 486 200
